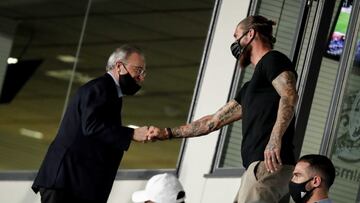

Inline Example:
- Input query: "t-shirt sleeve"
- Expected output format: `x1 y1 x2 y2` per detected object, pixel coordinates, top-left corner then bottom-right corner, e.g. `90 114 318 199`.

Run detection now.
262 51 296 82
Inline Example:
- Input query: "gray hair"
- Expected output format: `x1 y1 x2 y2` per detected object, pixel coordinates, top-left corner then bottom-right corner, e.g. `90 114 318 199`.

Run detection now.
106 44 145 71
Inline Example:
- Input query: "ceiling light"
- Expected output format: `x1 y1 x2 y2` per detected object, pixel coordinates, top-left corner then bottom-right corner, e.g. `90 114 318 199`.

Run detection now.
127 125 139 129
19 128 43 139
57 55 77 63
45 70 94 84
7 57 18 64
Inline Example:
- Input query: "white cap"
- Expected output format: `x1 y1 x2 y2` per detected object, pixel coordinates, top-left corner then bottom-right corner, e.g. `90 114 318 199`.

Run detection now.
132 173 185 203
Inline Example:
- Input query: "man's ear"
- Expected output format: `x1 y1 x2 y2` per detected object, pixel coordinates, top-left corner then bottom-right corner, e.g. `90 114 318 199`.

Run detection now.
248 28 256 38
312 176 322 188
115 61 122 70
116 61 126 74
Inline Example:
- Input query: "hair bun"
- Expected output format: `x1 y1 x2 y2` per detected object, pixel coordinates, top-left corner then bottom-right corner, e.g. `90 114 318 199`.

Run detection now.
271 36 276 44
268 20 276 26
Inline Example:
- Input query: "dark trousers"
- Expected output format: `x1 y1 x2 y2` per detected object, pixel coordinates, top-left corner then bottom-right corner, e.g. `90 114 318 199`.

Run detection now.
39 188 99 203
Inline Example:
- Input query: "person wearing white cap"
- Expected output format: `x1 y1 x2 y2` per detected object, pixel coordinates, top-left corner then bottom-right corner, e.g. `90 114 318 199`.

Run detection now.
132 173 186 203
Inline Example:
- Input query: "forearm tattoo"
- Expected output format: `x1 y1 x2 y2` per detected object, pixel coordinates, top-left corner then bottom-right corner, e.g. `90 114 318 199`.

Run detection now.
266 133 281 150
171 100 242 138
217 101 242 124
171 116 212 138
271 71 298 139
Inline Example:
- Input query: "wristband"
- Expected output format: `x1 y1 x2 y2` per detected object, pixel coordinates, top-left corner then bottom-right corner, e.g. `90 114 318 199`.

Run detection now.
165 128 173 139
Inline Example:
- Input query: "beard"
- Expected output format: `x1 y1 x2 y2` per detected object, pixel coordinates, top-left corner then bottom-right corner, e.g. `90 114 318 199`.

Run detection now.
239 44 252 68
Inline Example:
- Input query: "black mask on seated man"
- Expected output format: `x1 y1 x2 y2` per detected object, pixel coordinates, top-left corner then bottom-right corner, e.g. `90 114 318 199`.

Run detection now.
119 72 141 95
288 178 316 203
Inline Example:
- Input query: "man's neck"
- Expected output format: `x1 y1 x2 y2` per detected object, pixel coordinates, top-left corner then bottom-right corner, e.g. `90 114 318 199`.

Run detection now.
250 44 272 67
306 189 329 203
108 69 119 81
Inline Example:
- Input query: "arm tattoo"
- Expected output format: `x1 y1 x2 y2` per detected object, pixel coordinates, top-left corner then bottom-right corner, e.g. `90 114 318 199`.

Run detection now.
171 119 205 138
171 100 242 138
217 101 242 124
266 132 281 150
271 71 298 139
208 122 215 131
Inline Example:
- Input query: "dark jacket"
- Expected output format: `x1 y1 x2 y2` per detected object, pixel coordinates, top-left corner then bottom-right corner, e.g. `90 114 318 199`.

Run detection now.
32 74 134 202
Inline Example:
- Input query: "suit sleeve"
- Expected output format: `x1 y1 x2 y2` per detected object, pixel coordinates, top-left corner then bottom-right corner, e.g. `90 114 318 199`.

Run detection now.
80 85 133 151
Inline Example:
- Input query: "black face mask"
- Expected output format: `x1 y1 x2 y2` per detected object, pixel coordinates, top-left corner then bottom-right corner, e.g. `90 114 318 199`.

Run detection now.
119 72 141 95
288 177 315 203
230 30 254 59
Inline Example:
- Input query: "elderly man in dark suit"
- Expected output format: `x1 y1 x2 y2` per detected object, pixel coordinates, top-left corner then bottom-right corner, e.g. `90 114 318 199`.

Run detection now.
32 45 150 203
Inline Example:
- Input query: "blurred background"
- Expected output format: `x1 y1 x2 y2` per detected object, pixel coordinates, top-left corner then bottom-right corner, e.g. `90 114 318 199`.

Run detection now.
0 0 214 170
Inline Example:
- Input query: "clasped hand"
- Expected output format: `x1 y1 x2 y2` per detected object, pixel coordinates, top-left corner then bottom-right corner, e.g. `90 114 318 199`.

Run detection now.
132 126 168 143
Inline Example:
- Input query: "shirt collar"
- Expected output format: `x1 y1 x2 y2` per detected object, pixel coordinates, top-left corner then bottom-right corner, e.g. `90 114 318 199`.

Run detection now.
107 72 123 98
315 198 332 203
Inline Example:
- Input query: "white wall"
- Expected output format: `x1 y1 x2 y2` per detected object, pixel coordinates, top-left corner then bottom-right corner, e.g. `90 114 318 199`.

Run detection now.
108 180 147 203
0 181 39 203
0 180 148 203
178 0 250 202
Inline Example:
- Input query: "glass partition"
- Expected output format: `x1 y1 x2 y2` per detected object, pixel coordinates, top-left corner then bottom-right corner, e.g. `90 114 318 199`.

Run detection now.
329 16 360 202
0 1 88 170
0 0 214 170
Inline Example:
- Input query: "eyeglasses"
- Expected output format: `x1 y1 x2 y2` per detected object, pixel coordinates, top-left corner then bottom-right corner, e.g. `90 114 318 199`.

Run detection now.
120 62 146 77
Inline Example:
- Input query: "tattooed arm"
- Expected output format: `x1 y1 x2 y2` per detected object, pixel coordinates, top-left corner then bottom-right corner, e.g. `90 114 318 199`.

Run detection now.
148 100 242 140
264 70 298 172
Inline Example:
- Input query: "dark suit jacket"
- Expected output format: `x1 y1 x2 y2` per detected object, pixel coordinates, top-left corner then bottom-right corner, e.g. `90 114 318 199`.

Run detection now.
32 74 134 203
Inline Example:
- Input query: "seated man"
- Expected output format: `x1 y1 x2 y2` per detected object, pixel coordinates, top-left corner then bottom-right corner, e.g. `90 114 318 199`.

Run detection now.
132 173 186 203
289 154 336 203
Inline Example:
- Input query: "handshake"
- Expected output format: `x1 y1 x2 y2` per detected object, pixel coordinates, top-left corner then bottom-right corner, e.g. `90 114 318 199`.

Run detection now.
132 126 174 143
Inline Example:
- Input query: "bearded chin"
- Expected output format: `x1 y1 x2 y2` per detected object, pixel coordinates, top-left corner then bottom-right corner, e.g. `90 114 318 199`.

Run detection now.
239 45 252 68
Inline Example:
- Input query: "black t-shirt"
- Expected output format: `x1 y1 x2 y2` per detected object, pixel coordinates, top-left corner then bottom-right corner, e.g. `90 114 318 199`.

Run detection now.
234 50 297 169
